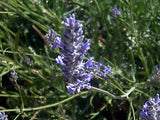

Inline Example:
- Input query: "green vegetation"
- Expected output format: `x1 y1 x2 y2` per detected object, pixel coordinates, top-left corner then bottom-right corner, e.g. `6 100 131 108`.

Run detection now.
0 0 160 119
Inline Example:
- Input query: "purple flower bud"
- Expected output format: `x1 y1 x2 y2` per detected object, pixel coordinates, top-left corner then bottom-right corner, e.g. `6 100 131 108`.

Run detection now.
45 29 62 48
98 61 104 68
85 57 94 69
11 70 18 82
24 56 33 66
104 65 112 75
148 65 160 87
0 112 8 120
82 39 91 52
56 55 65 66
66 83 76 94
111 7 121 18
155 65 159 71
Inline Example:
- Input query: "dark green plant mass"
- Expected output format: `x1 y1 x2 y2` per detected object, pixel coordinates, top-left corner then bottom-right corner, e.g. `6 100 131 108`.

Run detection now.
0 0 160 119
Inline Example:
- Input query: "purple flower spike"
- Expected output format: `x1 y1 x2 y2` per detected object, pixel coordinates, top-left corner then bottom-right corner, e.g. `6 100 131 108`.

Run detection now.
45 13 112 94
0 112 8 120
148 65 160 86
140 94 160 120
24 55 33 66
45 29 62 48
111 7 121 18
11 70 18 82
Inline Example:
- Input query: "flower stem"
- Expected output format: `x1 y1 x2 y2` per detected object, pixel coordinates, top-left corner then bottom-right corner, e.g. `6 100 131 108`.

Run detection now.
91 86 136 99
0 91 88 113
91 87 121 99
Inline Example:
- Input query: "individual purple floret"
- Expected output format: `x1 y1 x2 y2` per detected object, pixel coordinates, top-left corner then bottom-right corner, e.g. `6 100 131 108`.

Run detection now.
24 55 33 66
45 13 112 94
148 65 160 86
45 29 61 48
140 94 160 120
11 69 18 82
111 7 121 18
0 112 8 120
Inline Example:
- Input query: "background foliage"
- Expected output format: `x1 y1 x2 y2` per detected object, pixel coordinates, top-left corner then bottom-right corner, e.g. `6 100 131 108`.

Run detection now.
0 0 160 119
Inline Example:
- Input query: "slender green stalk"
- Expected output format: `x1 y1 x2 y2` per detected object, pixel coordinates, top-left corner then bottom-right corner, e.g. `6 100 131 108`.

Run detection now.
120 87 135 98
0 11 14 14
0 50 55 61
0 94 19 97
93 0 101 15
110 82 125 94
0 91 88 112
13 113 21 120
91 86 121 99
15 81 24 113
135 88 150 97
129 100 135 120
92 86 136 99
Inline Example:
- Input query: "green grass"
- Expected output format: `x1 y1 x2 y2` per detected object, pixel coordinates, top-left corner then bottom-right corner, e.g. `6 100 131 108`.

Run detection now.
0 0 160 119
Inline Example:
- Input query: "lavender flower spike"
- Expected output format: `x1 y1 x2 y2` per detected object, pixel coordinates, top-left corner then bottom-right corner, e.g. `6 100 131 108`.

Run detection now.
148 65 160 87
111 7 121 18
140 94 160 120
0 112 8 120
45 29 61 48
60 13 93 94
45 13 112 94
11 69 18 82
24 55 33 66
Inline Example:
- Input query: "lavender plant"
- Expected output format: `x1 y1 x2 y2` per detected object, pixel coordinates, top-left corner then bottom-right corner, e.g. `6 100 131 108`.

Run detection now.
45 14 112 94
140 94 160 120
0 112 8 120
0 0 160 119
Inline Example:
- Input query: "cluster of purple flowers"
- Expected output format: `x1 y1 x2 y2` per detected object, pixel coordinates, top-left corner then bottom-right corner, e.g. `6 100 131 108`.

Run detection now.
24 55 33 66
148 65 160 85
0 112 8 120
10 70 18 82
140 94 160 120
45 14 112 94
45 29 61 48
110 7 121 18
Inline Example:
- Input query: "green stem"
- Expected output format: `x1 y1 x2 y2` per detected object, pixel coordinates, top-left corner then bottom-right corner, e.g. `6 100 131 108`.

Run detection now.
0 11 15 14
92 86 136 100
129 100 135 120
121 87 135 98
0 94 19 97
0 91 88 112
13 113 21 120
129 0 135 34
0 50 55 61
110 82 125 94
94 0 101 15
15 82 24 113
138 47 149 77
91 87 121 99
135 88 150 97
